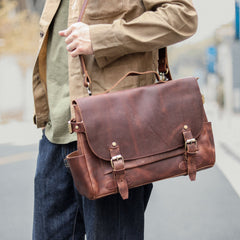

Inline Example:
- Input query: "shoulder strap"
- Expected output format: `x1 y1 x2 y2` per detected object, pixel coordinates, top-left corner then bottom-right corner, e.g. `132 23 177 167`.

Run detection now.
158 48 172 80
78 0 89 22
78 0 92 94
78 1 172 94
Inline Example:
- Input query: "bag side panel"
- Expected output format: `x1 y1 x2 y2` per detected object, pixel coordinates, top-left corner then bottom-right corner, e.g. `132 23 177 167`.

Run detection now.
67 151 96 199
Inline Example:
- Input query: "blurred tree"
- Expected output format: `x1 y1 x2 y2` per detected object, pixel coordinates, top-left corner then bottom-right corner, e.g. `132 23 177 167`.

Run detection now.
0 0 45 14
17 0 27 11
0 0 39 69
31 0 45 14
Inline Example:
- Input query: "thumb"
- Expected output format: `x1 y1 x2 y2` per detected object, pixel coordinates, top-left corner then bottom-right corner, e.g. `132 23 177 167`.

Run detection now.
59 30 67 37
59 25 73 37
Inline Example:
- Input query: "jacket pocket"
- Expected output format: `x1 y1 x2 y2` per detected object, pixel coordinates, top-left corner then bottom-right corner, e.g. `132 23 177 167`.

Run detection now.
86 0 125 19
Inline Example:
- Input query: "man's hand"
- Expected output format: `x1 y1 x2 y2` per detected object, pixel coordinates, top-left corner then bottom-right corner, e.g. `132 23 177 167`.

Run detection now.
59 22 93 57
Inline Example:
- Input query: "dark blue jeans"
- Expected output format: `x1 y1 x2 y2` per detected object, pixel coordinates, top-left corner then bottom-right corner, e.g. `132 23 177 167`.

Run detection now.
33 131 153 240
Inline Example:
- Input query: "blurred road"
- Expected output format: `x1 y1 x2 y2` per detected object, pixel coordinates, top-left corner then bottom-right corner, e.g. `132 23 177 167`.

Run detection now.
0 106 240 240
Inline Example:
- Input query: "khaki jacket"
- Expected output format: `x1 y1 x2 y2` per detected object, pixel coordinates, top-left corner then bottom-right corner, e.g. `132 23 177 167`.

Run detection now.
33 0 198 128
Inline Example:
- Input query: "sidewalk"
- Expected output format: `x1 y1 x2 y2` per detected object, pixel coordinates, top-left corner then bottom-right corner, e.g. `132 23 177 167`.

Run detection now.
0 120 41 147
205 102 240 197
206 102 240 157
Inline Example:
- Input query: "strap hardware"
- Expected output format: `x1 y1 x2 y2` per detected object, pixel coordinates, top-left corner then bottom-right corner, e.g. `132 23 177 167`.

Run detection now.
182 129 198 181
87 82 92 96
68 120 85 134
111 155 124 169
159 68 169 81
185 138 197 150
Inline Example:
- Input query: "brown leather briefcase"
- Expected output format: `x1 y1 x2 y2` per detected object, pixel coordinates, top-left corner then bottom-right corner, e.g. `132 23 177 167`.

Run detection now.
66 49 215 200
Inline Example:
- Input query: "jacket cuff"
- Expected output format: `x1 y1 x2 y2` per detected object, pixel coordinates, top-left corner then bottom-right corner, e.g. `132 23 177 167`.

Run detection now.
33 114 48 128
89 24 126 68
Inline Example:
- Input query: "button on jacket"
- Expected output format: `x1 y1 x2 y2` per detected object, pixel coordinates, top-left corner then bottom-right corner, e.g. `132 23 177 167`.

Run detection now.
33 0 198 128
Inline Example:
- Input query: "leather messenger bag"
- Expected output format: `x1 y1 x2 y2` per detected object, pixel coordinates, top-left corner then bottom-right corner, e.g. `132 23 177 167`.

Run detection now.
66 48 216 200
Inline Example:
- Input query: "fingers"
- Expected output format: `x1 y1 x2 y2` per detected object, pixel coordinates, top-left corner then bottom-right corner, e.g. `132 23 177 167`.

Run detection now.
68 42 87 57
68 41 93 57
59 22 80 37
70 48 81 58
59 29 69 37
67 41 77 52
59 24 74 37
65 34 73 44
59 22 93 56
65 31 86 44
58 30 67 37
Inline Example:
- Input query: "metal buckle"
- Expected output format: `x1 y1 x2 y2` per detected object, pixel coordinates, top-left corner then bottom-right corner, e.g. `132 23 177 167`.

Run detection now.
68 121 73 134
185 138 197 150
87 82 92 96
158 68 169 81
111 155 124 169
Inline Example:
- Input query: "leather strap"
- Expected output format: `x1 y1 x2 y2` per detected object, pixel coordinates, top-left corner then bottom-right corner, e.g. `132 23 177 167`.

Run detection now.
109 145 129 200
78 0 92 91
103 70 163 94
68 119 85 133
78 0 89 22
158 48 172 80
77 1 172 94
182 128 198 181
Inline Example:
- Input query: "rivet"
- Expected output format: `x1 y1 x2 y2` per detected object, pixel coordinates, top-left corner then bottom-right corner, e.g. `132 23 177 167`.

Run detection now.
184 125 188 130
75 125 79 130
112 142 117 147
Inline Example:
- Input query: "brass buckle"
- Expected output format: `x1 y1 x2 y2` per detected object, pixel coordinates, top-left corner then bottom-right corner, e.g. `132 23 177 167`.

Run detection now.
87 82 92 96
68 121 73 134
185 138 197 150
111 155 124 169
159 68 169 81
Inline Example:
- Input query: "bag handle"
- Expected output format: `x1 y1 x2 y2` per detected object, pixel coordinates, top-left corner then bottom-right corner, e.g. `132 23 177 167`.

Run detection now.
103 70 165 94
78 0 172 94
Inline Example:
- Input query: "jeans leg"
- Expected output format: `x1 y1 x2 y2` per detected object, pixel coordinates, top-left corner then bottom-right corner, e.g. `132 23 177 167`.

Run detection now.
82 184 153 240
32 132 85 240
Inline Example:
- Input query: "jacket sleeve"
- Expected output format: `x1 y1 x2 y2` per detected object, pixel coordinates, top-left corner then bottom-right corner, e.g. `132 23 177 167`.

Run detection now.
89 0 198 68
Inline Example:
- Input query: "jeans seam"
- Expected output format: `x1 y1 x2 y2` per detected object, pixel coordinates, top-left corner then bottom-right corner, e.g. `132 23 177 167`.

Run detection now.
63 145 71 172
72 206 80 240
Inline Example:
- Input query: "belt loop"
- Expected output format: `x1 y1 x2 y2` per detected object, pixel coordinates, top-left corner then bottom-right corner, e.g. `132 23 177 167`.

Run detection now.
182 126 198 181
109 143 128 200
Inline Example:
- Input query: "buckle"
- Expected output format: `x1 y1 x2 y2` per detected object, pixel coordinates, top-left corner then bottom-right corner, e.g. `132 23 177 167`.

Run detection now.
68 121 73 134
185 138 197 150
158 68 169 81
87 82 92 96
111 155 124 169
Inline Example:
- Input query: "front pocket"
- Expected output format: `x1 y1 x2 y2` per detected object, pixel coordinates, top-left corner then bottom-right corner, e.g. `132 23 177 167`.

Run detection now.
86 0 124 19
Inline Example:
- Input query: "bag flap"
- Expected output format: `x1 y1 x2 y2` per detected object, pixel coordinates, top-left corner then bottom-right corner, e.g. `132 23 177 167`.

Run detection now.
74 77 204 161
